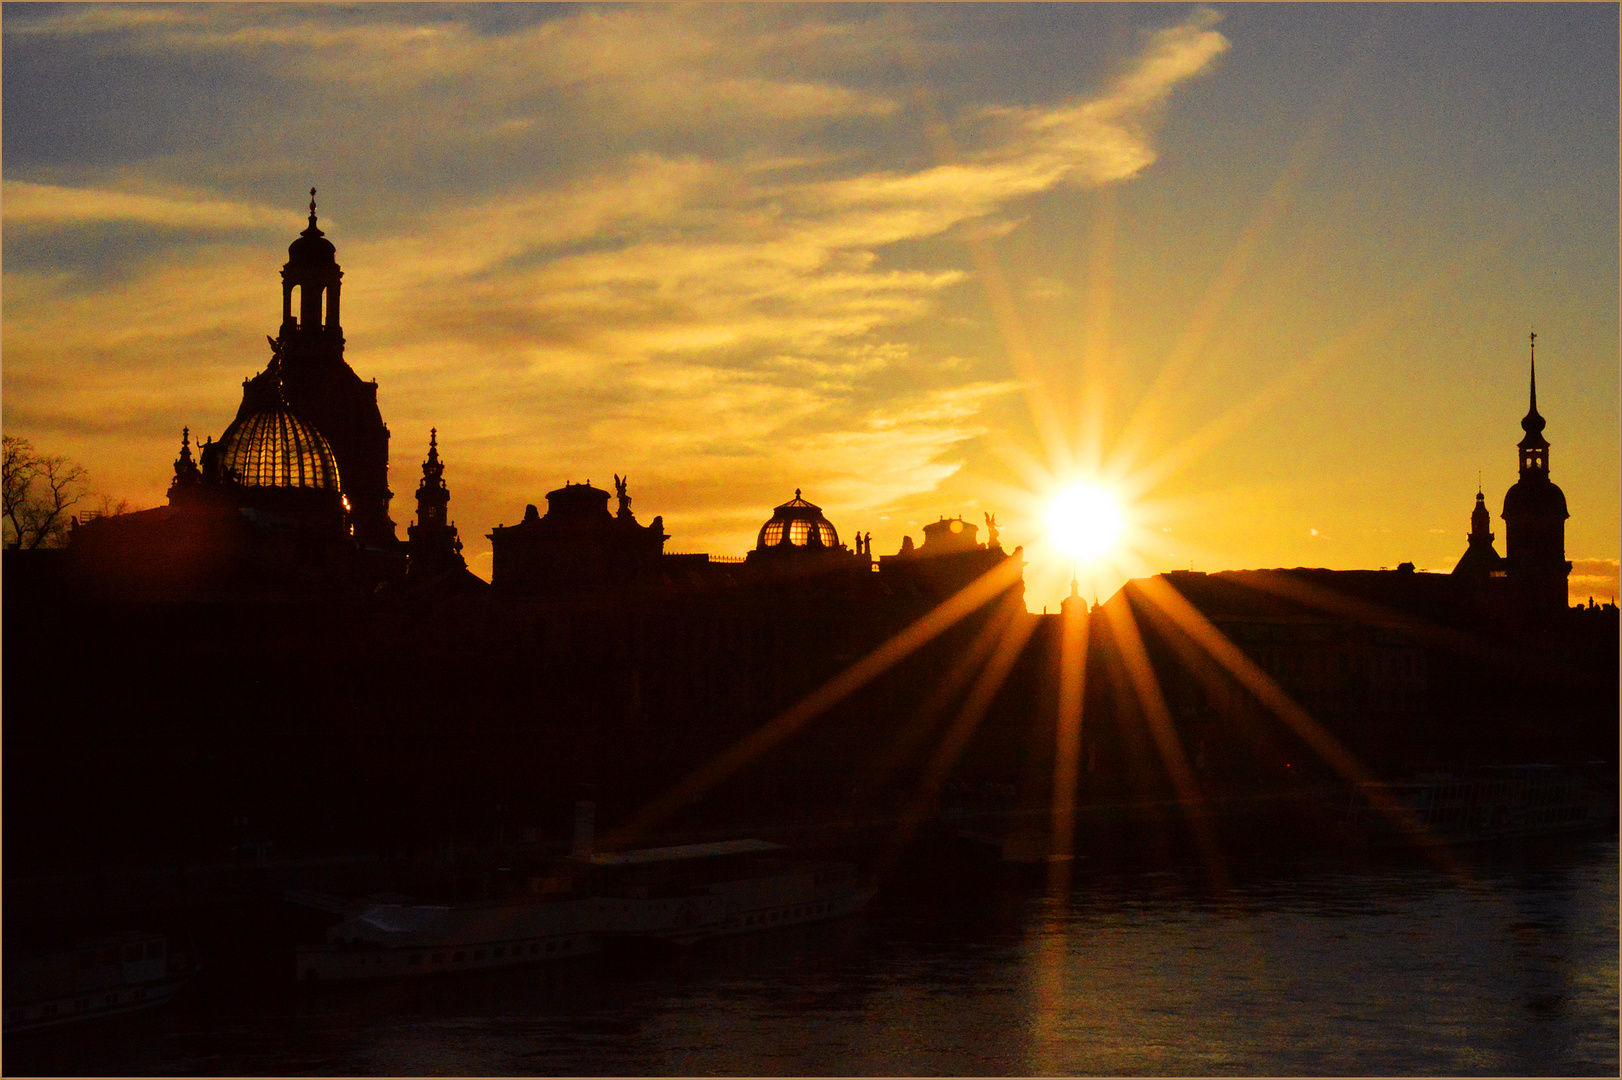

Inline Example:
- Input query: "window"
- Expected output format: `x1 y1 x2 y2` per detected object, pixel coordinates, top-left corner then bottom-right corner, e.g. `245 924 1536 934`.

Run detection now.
453 951 466 962
473 950 485 960
147 941 164 960
124 944 143 963
408 954 423 966
432 953 445 964
530 944 541 955
493 946 505 958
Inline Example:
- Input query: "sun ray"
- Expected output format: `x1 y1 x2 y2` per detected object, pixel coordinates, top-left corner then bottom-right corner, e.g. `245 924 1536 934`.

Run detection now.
847 593 1019 812
599 556 1027 851
1111 94 1340 479
1076 183 1117 478
1047 593 1091 897
1099 589 1231 888
1125 574 1478 881
883 6 1073 469
885 593 1040 858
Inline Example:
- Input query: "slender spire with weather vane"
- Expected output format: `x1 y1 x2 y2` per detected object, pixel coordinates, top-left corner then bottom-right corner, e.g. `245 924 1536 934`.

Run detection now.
1518 329 1549 475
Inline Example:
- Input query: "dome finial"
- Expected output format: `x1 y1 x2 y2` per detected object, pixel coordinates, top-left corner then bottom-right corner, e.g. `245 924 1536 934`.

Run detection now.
309 187 318 220
795 488 801 500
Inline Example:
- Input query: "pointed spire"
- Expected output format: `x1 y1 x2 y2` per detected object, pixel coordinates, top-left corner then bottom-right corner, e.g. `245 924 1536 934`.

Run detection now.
1529 329 1538 412
1521 330 1545 436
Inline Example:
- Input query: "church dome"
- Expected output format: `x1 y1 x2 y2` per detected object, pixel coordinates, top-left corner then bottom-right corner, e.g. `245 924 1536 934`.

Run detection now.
217 402 342 491
1502 475 1568 522
756 490 839 550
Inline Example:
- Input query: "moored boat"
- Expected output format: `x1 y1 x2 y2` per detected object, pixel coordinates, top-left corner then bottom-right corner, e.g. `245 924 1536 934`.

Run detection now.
585 838 876 945
295 894 601 983
4 932 197 1033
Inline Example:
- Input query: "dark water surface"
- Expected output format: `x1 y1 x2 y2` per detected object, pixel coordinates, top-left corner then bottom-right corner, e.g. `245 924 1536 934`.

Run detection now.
9 835 1616 1076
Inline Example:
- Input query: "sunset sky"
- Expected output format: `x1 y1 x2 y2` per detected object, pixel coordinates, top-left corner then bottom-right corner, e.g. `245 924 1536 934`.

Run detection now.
4 3 1616 609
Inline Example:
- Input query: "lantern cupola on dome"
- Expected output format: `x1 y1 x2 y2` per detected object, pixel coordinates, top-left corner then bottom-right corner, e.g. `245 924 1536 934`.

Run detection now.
287 188 337 267
756 490 839 550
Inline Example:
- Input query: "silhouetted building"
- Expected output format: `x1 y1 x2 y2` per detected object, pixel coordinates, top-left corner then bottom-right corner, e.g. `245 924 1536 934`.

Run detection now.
65 194 435 597
1451 487 1505 579
880 513 1025 612
488 478 667 597
231 190 397 550
1501 335 1571 614
407 429 465 576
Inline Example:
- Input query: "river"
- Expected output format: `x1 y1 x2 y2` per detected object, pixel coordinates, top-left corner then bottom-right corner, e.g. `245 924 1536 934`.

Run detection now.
7 834 1615 1075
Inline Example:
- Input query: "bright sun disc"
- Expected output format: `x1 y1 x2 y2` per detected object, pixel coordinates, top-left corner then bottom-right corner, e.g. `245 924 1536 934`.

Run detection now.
1046 482 1125 562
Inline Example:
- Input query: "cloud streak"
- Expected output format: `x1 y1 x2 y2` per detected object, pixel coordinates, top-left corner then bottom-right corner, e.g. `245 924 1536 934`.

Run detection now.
4 4 1231 575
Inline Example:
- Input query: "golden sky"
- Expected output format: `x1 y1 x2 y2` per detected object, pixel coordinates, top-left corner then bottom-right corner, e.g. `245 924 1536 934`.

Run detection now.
4 4 1617 608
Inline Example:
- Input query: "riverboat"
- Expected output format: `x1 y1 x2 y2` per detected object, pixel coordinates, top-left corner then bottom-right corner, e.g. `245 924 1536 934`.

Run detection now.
295 837 875 981
296 894 601 982
586 838 876 945
4 932 197 1033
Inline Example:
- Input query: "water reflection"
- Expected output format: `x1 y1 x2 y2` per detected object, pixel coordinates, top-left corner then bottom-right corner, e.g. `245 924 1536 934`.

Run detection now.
5 837 1615 1076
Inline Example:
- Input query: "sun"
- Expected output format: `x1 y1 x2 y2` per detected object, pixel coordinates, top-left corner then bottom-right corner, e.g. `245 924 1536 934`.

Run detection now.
1045 481 1125 563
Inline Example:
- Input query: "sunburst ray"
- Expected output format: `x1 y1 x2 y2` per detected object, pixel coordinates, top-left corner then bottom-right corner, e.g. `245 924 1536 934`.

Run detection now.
600 556 1026 851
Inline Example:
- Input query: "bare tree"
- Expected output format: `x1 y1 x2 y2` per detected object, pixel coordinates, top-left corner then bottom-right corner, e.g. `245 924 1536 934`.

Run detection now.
3 435 89 549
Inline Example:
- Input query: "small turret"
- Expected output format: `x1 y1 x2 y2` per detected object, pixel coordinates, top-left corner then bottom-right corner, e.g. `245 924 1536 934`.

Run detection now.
166 427 205 505
1451 484 1503 578
407 429 465 577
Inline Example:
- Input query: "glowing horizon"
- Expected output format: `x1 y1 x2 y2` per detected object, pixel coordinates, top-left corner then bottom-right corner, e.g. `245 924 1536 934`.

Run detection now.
2 4 1616 611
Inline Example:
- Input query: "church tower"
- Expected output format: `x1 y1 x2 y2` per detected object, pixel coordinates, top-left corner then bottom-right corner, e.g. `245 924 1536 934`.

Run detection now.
1450 484 1504 578
232 191 397 548
1500 333 1570 612
407 429 466 577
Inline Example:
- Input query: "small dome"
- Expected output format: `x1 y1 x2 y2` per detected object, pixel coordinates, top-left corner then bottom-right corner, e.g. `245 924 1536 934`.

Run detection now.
288 220 336 267
756 490 838 550
288 192 336 266
218 403 341 491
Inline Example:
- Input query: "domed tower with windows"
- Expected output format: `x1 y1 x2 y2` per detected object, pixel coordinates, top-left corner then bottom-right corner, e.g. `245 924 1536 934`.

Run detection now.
230 190 397 549
746 490 864 573
1501 333 1570 613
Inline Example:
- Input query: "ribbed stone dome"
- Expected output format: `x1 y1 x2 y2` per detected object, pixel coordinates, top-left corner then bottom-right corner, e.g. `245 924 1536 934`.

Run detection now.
217 403 341 491
756 490 838 550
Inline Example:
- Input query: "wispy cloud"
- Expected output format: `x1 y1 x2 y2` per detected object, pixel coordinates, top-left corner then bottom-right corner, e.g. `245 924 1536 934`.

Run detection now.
2 180 296 231
3 4 1231 570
